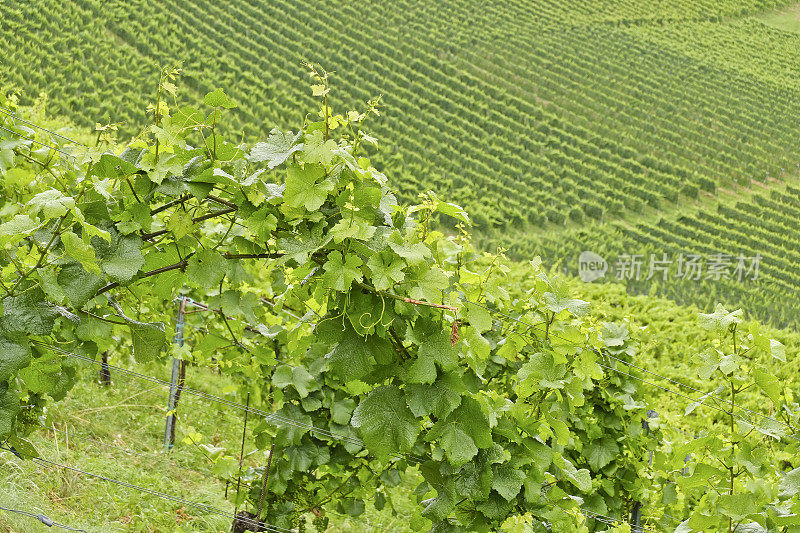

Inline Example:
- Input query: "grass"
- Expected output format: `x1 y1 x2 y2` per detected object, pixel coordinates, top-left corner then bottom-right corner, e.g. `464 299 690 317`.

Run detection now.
757 3 800 33
0 357 417 532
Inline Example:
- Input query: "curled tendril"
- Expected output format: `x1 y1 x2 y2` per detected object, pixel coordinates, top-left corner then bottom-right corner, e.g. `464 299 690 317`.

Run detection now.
358 293 392 331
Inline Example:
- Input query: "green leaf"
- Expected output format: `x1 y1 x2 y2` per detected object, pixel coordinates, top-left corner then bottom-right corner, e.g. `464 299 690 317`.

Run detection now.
325 326 377 382
90 153 138 179
322 251 363 292
0 215 37 238
301 130 338 166
331 398 357 425
405 378 463 419
98 234 145 283
272 365 317 398
278 223 331 265
29 189 75 220
167 209 194 240
204 88 236 108
492 463 525 501
0 382 19 437
330 216 376 244
771 339 786 362
779 467 800 498
543 281 589 317
387 233 430 264
564 466 591 493
406 356 436 384
129 321 166 362
186 250 227 289
351 385 418 462
716 493 757 521
585 438 619 470
285 163 334 211
2 288 58 335
248 129 302 169
698 304 743 331
601 322 629 347
434 199 471 225
427 397 492 467
406 321 459 385
57 262 103 308
61 231 101 276
517 352 566 397
754 367 781 405
464 302 492 334
407 265 449 303
0 333 31 382
18 352 70 399
366 252 405 291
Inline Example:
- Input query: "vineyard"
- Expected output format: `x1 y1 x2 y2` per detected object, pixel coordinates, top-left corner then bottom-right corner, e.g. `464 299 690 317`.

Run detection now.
2 1 800 532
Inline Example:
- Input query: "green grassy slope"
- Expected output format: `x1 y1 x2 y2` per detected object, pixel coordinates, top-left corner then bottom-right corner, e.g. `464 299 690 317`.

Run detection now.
0 360 417 532
2 1 800 322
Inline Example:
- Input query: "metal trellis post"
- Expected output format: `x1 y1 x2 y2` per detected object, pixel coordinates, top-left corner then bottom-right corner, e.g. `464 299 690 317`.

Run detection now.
164 296 187 451
631 409 658 528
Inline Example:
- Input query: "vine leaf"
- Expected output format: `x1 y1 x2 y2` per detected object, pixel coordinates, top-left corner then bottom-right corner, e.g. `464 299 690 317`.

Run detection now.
301 130 338 166
167 209 194 240
427 397 492 467
366 251 405 291
388 233 430 264
272 364 317 398
325 327 378 382
129 321 166 363
779 467 800 498
0 382 19 437
204 88 236 109
351 385 417 462
96 234 145 283
698 303 743 331
186 250 226 289
249 128 302 169
278 223 331 264
0 332 31 382
29 189 75 220
464 302 492 334
285 163 334 211
2 288 58 335
322 251 363 292
18 351 71 400
585 438 619 470
407 265 449 303
90 153 138 179
491 463 525 501
61 231 101 276
404 375 463 419
0 215 37 242
754 367 781 405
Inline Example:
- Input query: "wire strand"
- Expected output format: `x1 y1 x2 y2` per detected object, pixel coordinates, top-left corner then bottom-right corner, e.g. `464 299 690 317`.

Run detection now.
0 505 89 532
0 125 75 158
0 107 87 146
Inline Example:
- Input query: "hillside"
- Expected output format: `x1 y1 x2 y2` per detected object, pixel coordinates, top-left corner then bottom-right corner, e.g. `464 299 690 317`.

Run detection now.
3 4 800 530
4 2 800 330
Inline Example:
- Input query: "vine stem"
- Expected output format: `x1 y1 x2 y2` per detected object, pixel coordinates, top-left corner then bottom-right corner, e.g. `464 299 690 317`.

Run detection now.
728 324 738 533
256 443 275 522
234 392 251 517
355 281 458 312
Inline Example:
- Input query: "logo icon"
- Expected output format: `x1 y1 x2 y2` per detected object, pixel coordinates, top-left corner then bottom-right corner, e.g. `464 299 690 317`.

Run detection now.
578 251 607 282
